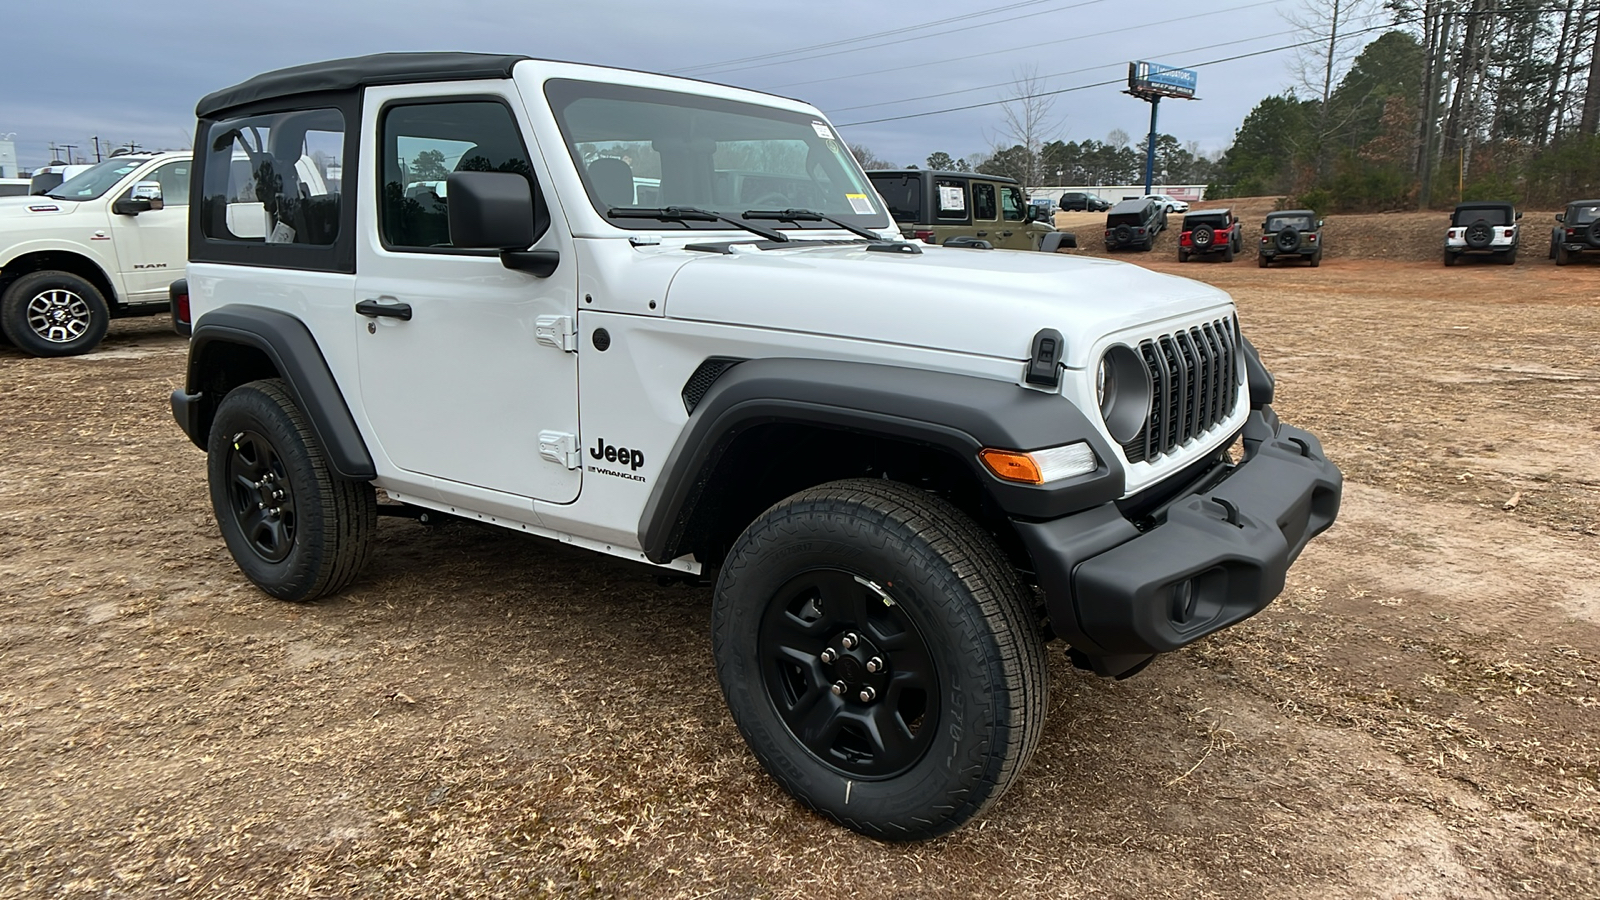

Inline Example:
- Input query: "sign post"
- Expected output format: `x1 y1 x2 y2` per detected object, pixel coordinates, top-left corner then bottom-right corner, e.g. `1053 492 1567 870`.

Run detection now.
1125 61 1198 196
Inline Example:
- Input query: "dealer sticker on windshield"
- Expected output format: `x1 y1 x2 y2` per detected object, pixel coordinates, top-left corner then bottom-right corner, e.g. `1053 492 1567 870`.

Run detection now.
812 121 834 140
846 193 874 215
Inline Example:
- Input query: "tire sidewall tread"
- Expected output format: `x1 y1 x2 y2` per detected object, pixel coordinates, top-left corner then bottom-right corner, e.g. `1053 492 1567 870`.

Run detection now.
1 270 111 357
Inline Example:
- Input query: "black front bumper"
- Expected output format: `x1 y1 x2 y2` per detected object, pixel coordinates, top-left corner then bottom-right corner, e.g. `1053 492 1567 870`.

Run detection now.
1016 406 1341 677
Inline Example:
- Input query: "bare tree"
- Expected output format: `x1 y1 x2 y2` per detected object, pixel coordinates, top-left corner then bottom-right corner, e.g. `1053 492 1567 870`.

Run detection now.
847 143 897 170
1283 0 1385 174
1106 129 1130 150
990 66 1063 194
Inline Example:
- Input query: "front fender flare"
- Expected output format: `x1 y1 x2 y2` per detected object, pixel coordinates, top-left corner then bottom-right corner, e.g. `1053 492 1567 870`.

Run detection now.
638 358 1126 563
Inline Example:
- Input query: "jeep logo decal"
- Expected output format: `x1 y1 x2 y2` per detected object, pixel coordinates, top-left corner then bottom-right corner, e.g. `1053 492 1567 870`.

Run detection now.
589 438 643 470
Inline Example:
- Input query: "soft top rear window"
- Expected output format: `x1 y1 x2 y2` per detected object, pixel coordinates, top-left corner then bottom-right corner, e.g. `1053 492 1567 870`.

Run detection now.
1106 212 1144 226
869 172 922 223
1453 206 1511 226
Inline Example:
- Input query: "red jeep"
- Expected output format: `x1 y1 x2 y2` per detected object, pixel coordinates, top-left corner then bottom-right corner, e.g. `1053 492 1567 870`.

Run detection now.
1177 208 1241 262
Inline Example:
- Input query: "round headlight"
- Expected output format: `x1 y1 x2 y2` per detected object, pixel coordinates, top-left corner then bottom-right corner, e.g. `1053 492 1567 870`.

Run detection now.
1096 345 1152 444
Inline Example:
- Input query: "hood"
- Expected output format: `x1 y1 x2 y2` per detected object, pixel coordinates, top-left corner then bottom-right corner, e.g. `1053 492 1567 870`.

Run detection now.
663 242 1233 368
0 195 82 222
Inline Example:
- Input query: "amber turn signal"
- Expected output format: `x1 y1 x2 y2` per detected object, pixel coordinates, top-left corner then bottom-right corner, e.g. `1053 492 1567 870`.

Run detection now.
979 449 1044 484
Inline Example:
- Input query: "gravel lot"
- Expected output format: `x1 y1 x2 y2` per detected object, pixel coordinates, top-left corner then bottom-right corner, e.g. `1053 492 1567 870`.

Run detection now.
2 253 1597 899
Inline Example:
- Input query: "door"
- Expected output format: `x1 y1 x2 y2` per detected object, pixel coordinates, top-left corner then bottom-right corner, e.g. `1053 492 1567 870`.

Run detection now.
998 184 1033 250
112 158 190 302
970 181 998 243
353 88 580 504
930 176 969 245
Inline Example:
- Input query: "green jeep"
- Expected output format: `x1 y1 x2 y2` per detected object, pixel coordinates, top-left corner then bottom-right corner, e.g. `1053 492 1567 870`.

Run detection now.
866 169 1062 251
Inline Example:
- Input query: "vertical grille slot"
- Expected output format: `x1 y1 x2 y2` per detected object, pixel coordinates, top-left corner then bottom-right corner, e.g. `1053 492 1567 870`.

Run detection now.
1118 316 1240 464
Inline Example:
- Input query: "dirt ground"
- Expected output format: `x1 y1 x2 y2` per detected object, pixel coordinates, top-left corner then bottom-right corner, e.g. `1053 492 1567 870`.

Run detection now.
2 253 1598 899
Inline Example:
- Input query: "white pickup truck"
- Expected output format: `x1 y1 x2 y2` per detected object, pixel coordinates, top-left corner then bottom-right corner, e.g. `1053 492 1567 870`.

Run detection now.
0 153 189 356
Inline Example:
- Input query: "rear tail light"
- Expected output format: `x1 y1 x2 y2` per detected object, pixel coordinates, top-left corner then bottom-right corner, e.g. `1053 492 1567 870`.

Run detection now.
914 230 936 244
1135 227 1146 234
1568 228 1579 237
1502 228 1514 237
169 279 191 337
1307 234 1317 242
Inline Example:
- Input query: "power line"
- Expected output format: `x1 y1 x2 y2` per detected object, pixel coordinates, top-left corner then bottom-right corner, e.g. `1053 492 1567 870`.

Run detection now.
771 0 1286 90
828 27 1300 114
678 0 1116 77
833 21 1399 127
672 0 1067 74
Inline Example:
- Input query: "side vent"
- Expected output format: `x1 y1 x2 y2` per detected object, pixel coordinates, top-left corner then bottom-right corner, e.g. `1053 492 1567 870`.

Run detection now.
681 357 746 414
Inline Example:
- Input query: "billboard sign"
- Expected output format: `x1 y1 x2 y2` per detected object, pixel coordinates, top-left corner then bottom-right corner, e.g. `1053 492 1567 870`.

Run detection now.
1129 61 1197 99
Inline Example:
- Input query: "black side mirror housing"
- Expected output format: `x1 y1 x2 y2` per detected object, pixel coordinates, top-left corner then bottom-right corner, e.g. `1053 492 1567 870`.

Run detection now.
447 171 558 276
1555 212 1565 223
113 180 164 216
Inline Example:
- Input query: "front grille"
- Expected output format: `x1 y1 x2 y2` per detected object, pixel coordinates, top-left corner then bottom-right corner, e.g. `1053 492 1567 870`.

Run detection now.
1121 317 1241 464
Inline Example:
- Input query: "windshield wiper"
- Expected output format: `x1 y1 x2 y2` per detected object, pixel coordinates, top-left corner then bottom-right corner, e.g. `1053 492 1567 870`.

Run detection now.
607 206 787 242
742 208 886 242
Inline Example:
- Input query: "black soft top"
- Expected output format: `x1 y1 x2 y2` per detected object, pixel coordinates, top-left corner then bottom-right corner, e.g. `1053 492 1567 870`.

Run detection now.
1453 201 1516 213
1107 198 1153 215
865 169 1020 185
197 52 529 117
1267 208 1316 220
1183 208 1232 222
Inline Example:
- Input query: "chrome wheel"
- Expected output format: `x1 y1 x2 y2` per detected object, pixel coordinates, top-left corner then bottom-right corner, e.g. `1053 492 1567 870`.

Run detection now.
25 289 92 344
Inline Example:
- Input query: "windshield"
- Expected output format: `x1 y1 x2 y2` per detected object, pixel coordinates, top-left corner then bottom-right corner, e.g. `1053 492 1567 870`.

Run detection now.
1570 204 1599 225
1269 214 1313 231
545 79 889 231
47 158 148 201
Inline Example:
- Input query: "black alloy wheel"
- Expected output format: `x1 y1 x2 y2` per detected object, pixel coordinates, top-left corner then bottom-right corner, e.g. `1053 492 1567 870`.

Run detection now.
713 479 1048 840
207 379 376 601
225 430 297 562
1587 220 1600 248
1276 227 1301 253
758 568 938 779
1114 224 1132 245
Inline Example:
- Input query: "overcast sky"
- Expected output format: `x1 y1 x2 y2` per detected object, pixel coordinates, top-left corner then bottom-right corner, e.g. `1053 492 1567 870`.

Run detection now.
0 0 1386 173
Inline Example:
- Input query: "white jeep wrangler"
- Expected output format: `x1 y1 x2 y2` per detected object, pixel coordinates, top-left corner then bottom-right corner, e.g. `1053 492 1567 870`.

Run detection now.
0 152 190 356
171 53 1342 840
1443 201 1520 266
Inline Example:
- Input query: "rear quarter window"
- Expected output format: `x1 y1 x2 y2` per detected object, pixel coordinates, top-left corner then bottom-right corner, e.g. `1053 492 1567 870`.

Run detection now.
870 173 922 223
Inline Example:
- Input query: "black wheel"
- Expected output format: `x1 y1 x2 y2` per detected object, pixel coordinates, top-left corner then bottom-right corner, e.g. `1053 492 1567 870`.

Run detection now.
713 479 1047 840
1501 244 1518 265
1443 249 1457 267
208 379 376 601
1177 248 1189 263
1257 252 1269 268
1549 235 1558 260
1222 243 1235 263
0 270 111 357
1275 227 1301 255
1309 250 1322 267
1555 243 1570 266
1464 219 1493 249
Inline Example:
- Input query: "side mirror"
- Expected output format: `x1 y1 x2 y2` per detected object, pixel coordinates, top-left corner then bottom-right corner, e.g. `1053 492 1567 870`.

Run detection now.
447 171 558 277
1261 223 1269 233
1317 219 1325 228
1515 211 1523 220
114 181 163 216
1555 213 1564 223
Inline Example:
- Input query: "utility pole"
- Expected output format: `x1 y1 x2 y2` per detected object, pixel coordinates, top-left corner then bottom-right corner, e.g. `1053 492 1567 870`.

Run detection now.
92 136 102 162
47 142 61 164
61 143 78 164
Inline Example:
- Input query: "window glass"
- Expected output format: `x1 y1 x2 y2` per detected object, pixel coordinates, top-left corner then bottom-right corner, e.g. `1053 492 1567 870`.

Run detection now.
45 158 145 201
868 173 921 223
1568 205 1598 225
142 160 191 206
545 79 887 231
972 183 996 221
1001 186 1025 222
379 101 537 250
1453 207 1509 227
1270 214 1314 231
201 108 343 244
934 178 967 220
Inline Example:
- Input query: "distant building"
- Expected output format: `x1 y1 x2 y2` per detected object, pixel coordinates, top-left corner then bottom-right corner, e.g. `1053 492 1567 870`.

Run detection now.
0 139 17 179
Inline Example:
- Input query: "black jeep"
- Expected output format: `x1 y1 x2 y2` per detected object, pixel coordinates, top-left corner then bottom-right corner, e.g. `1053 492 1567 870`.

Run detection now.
1178 208 1241 262
1550 199 1600 265
1102 198 1164 251
1258 210 1324 267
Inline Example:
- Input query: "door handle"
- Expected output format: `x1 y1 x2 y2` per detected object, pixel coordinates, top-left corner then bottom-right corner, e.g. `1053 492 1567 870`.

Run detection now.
1001 231 1014 237
975 231 988 237
356 298 413 321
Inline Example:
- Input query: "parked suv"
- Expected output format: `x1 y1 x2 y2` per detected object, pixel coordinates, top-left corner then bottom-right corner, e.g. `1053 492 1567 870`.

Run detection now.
867 169 1064 251
1444 201 1519 266
1177 208 1241 262
172 53 1341 841
1059 191 1110 212
1103 197 1164 251
1258 209 1324 267
1550 199 1600 265
0 152 190 356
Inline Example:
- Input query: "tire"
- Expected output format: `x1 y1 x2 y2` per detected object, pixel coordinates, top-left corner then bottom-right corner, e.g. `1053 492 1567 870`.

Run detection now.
712 479 1048 841
1443 249 1457 267
1501 244 1518 265
1549 236 1558 260
1222 243 1235 263
207 378 376 602
1556 243 1570 266
1257 253 1268 268
1309 250 1322 267
0 270 111 358
1178 248 1189 263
